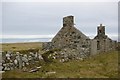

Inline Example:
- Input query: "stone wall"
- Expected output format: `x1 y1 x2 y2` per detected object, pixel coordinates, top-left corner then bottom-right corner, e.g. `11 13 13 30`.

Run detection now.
43 16 118 58
42 42 52 50
94 24 117 53
90 39 97 55
52 16 90 50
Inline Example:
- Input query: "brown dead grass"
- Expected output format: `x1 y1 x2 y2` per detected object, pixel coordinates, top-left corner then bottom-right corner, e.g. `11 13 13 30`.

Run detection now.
2 51 118 78
1 42 42 51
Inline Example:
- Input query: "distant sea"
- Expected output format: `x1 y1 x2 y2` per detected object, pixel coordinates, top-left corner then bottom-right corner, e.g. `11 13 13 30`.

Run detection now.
1 38 52 43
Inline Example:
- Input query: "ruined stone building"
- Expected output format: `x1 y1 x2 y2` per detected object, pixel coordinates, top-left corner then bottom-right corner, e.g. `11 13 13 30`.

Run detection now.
52 16 90 50
94 24 117 53
43 15 117 58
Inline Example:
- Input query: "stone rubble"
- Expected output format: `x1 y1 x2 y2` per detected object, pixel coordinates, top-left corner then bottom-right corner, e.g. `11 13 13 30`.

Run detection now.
2 50 43 72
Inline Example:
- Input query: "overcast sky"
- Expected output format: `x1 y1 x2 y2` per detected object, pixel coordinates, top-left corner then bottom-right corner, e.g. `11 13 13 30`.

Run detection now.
1 1 119 41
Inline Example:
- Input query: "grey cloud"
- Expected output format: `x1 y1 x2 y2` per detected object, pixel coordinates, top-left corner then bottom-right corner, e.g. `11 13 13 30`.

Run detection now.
2 2 118 40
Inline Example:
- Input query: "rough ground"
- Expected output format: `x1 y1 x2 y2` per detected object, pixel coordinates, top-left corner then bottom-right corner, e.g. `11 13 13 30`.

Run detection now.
1 42 42 51
2 51 118 78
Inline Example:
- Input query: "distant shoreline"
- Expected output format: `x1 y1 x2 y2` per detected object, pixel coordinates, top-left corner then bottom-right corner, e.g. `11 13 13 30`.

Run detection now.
1 38 52 44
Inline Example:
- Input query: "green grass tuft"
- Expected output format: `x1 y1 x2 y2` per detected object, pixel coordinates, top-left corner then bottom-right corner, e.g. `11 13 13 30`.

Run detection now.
2 51 118 78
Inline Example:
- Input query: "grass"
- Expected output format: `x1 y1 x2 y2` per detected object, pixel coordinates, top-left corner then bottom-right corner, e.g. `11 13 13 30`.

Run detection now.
1 42 42 51
2 51 118 78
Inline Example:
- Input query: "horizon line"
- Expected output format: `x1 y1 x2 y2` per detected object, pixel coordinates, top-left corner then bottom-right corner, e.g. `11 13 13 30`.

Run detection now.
0 34 118 40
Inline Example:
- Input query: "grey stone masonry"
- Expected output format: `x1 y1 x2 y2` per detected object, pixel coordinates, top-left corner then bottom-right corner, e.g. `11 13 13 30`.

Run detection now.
52 15 90 50
94 24 117 53
42 15 118 58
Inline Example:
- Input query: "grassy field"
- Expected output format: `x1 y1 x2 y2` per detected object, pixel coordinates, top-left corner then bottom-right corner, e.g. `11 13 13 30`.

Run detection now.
1 42 42 51
2 51 118 78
